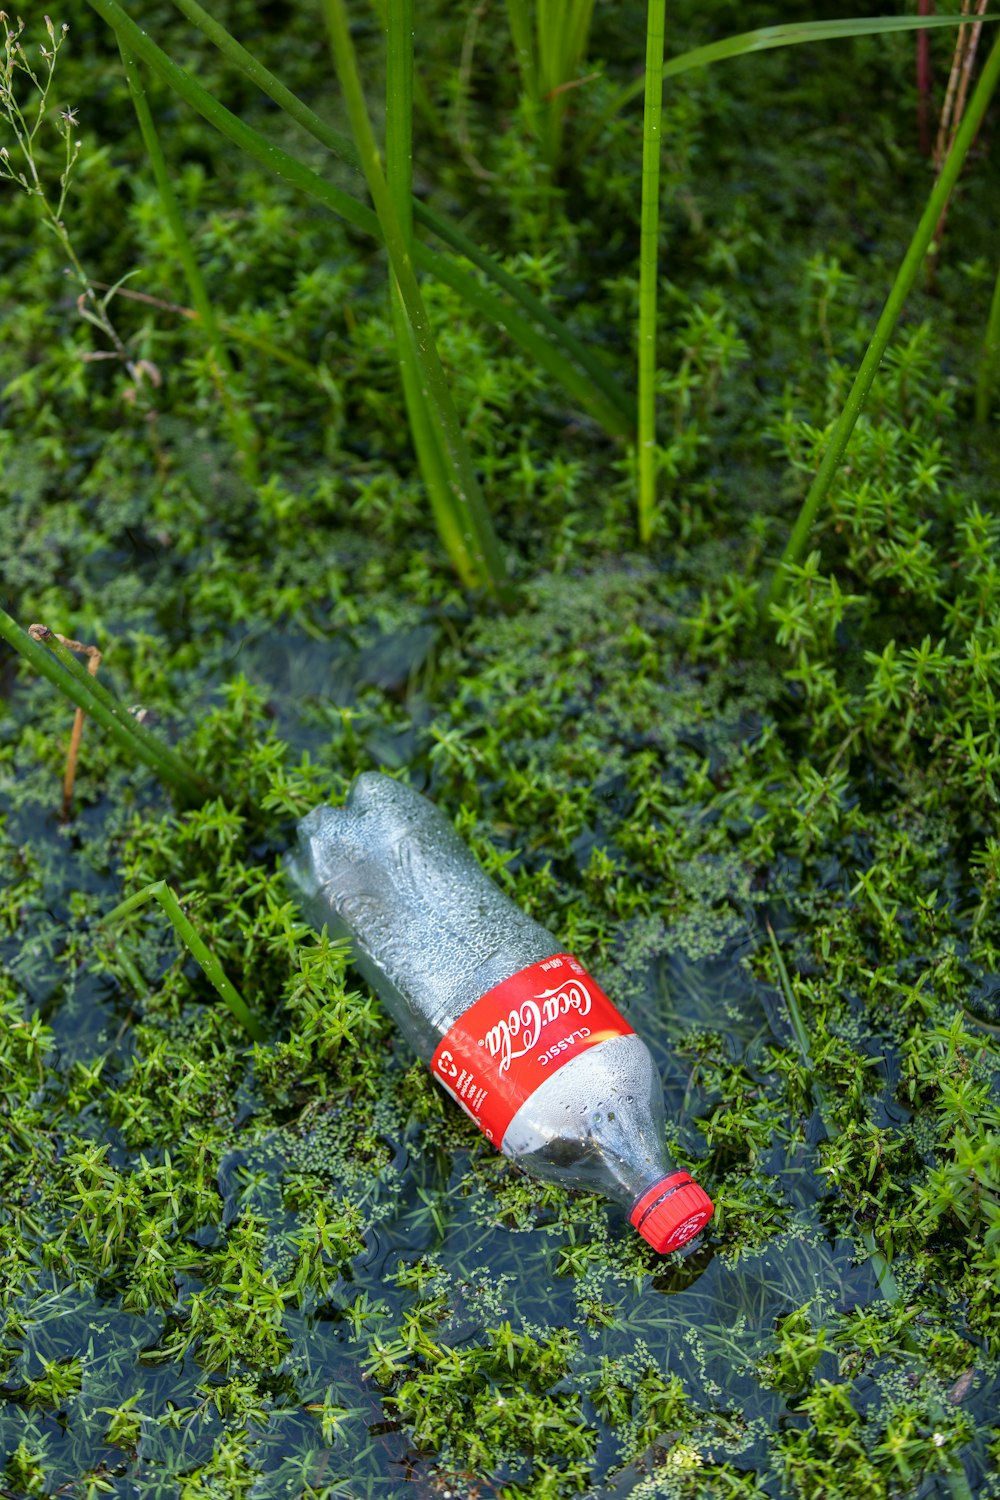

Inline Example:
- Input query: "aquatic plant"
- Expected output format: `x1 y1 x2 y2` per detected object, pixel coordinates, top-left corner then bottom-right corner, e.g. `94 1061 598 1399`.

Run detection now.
3 2 1000 1494
10 1 991 593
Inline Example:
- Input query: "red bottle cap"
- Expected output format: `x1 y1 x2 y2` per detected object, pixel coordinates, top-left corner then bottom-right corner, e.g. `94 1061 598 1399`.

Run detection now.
630 1171 714 1253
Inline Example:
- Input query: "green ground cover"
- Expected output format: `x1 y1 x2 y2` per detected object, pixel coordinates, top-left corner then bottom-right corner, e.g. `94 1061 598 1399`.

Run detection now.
2 0 1000 1495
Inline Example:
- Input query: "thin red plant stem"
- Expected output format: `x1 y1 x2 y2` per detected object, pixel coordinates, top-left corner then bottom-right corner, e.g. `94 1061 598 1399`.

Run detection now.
45 633 103 820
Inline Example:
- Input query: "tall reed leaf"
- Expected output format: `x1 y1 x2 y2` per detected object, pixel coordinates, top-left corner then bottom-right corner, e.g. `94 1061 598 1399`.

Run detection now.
385 0 460 570
637 0 666 545
604 13 998 119
976 260 1000 422
506 0 541 139
161 0 634 436
577 14 996 158
536 0 597 168
117 40 259 483
85 0 629 438
764 30 1000 612
322 0 508 595
508 0 597 169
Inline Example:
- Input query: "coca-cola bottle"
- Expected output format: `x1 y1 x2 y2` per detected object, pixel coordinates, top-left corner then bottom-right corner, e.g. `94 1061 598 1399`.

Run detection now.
285 772 713 1253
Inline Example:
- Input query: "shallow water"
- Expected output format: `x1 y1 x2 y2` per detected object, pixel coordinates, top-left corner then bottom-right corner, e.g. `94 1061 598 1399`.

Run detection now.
2 621 998 1498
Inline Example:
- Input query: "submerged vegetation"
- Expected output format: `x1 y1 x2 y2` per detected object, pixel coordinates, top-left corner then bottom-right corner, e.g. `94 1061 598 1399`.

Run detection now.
2 0 1000 1494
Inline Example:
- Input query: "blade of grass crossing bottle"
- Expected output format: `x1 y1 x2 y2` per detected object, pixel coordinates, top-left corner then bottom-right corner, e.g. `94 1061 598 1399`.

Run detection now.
764 29 1000 612
638 0 667 545
323 0 509 596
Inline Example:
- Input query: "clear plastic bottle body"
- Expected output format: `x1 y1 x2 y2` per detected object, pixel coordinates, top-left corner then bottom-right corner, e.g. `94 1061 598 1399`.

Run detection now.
286 774 710 1236
286 774 558 1054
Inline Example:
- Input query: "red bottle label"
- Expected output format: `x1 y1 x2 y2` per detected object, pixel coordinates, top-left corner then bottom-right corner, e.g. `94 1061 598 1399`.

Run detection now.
430 953 635 1147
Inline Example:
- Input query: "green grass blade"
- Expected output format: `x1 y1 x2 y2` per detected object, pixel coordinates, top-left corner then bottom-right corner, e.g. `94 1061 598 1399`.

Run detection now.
88 0 629 438
422 226 632 436
766 923 817 1075
0 610 208 806
975 259 1000 423
535 0 560 163
27 626 207 793
577 13 998 159
506 0 540 120
432 251 630 437
323 0 509 596
536 0 596 165
391 299 462 553
534 0 555 93
168 0 359 171
637 0 667 546
385 0 466 570
386 0 413 243
615 13 1000 113
764 30 1000 613
84 0 374 225
116 39 259 483
102 879 266 1041
204 317 329 382
164 0 633 433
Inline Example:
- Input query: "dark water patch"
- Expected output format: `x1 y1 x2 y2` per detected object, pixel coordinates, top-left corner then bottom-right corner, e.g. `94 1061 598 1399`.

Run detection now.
0 1286 164 1495
0 786 155 1064
964 970 1000 1033
204 620 439 763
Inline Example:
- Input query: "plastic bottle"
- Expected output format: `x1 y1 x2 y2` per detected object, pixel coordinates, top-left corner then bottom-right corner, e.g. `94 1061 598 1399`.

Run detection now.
285 772 713 1253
